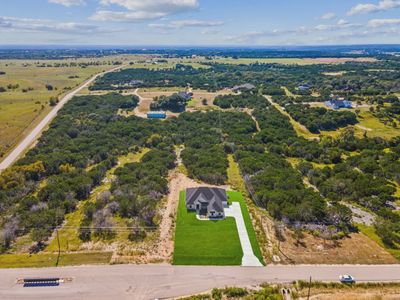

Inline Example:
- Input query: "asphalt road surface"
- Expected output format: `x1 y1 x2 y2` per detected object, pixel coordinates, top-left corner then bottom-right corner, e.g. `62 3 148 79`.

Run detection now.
1 264 400 300
0 66 123 173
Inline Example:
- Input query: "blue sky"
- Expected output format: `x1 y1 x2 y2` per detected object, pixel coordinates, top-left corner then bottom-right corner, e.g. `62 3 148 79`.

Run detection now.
0 0 400 45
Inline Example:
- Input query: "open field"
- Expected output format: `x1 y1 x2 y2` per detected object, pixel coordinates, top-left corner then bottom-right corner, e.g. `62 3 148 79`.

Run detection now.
355 111 400 139
275 223 398 264
173 191 243 265
0 252 111 268
0 56 134 159
213 57 377 65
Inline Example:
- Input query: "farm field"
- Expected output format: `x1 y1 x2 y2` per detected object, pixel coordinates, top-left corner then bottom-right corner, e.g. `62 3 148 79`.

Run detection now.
213 57 377 65
173 191 243 265
0 56 132 160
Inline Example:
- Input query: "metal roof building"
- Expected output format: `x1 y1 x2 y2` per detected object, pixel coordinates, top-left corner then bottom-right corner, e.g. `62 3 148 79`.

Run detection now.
147 111 167 119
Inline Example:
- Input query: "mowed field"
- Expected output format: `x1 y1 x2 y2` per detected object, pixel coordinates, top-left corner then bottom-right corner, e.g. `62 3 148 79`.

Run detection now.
0 55 142 159
173 191 243 265
213 57 377 65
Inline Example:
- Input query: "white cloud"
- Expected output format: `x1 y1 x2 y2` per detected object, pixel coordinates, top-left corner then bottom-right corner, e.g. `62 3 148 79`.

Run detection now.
320 12 336 20
149 19 223 29
0 16 108 34
315 19 360 31
348 0 400 15
48 0 86 7
201 28 221 35
90 10 166 22
368 18 400 27
93 0 199 21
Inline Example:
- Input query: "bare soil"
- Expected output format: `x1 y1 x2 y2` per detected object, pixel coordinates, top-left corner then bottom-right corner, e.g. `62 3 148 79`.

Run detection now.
275 223 398 264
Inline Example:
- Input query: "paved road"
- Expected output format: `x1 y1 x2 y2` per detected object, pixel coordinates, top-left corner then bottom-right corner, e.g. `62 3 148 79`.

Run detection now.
0 66 123 173
1 264 400 299
225 202 262 266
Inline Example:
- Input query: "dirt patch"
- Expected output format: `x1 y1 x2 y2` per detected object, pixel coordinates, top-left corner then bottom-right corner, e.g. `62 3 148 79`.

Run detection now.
356 124 372 132
322 71 347 76
274 224 398 264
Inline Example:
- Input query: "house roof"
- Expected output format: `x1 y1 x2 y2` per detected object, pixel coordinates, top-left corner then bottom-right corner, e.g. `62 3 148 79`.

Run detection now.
186 187 227 213
232 83 256 91
177 91 193 100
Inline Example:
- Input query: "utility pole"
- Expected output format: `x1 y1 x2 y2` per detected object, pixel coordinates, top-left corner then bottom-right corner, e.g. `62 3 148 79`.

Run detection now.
55 228 61 267
307 276 312 300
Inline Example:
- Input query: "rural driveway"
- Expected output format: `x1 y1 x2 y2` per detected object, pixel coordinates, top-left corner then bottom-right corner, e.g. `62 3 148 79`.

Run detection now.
0 65 124 173
225 202 263 267
1 264 400 300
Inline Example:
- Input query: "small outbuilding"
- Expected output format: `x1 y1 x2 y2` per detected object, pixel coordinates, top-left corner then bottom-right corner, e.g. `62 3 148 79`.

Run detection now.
147 111 167 119
185 187 227 219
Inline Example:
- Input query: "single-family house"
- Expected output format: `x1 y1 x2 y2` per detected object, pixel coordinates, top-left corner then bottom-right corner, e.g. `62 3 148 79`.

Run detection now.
177 91 193 101
185 187 227 219
298 85 310 91
325 99 352 109
231 83 256 93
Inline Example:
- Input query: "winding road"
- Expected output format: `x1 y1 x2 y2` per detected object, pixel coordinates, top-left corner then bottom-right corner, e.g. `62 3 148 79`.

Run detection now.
1 264 400 299
0 66 124 173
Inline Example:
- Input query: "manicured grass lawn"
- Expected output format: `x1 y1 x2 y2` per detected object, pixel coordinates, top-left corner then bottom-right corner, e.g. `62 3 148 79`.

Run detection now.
0 252 112 268
173 191 243 265
227 191 264 264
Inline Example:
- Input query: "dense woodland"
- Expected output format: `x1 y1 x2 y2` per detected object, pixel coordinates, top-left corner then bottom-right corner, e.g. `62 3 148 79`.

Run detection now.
150 93 190 112
1 56 400 254
91 58 400 96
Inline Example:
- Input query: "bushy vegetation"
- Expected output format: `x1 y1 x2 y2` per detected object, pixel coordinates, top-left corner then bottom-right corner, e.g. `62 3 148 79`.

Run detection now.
285 103 358 133
150 93 190 112
1 54 400 255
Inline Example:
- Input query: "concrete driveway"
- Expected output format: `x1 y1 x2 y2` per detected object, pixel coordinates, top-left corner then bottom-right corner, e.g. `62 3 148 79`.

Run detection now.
225 202 263 267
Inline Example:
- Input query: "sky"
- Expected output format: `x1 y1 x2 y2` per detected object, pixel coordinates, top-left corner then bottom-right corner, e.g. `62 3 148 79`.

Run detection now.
0 0 400 46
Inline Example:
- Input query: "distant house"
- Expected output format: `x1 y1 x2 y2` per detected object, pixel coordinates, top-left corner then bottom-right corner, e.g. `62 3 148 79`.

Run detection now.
177 91 193 101
231 83 256 92
325 99 352 109
298 85 310 91
147 111 167 119
186 187 227 219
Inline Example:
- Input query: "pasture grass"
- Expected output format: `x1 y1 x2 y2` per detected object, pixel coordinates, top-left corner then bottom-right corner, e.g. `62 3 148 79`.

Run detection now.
0 58 123 158
0 252 112 268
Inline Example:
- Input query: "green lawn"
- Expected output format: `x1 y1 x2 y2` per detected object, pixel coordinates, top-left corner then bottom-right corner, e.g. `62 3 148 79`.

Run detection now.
0 252 112 268
173 191 243 265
